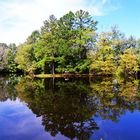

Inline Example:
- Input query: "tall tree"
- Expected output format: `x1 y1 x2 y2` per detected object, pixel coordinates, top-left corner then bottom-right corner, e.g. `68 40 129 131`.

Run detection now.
56 10 97 73
35 15 58 74
90 32 116 75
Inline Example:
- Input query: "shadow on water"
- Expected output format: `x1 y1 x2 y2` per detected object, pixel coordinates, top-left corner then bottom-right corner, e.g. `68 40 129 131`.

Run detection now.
1 75 140 139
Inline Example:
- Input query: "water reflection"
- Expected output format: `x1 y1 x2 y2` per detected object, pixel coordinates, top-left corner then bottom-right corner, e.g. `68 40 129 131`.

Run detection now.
90 77 140 122
0 75 18 101
0 75 140 139
16 78 99 139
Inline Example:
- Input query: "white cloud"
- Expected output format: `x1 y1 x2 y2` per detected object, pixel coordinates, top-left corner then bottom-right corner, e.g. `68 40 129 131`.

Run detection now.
0 0 120 44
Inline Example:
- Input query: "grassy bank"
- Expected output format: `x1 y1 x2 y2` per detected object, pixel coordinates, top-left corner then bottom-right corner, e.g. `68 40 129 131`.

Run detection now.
34 74 94 78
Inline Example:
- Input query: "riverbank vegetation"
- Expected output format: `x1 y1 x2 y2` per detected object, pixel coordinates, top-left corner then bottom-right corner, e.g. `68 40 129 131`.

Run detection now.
0 10 140 77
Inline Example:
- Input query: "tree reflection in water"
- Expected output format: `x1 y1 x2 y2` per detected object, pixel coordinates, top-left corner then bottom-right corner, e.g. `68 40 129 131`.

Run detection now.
16 78 99 140
90 77 140 122
0 75 140 139
0 75 18 101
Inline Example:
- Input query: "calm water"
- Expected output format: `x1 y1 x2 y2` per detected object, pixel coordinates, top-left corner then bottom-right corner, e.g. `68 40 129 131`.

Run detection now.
0 75 140 140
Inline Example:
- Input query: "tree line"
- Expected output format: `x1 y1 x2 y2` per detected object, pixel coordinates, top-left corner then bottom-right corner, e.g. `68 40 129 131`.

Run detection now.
0 9 140 77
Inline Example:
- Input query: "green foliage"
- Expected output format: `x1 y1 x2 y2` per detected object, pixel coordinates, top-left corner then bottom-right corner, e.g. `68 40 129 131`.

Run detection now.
26 30 40 44
137 39 140 65
55 10 97 73
0 43 8 70
1 10 140 77
24 10 98 74
90 45 116 75
35 15 59 74
6 43 17 73
15 44 36 72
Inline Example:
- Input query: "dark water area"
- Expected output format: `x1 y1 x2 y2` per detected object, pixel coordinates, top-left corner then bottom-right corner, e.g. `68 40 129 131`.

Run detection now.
0 75 140 140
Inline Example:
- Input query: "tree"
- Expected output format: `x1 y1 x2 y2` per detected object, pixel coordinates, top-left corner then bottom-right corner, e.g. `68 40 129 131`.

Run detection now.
111 26 126 56
125 36 137 49
56 10 97 73
12 10 140 77
34 10 97 74
15 44 36 73
6 43 17 73
136 38 140 67
116 48 138 77
26 30 40 44
15 31 40 73
90 32 116 75
35 15 59 74
0 43 8 71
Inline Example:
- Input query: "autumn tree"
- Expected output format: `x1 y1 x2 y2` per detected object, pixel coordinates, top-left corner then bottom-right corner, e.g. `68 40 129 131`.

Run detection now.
90 32 116 75
116 48 138 77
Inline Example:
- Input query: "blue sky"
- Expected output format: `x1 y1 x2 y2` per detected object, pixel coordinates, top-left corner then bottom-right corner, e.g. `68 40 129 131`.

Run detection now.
95 0 140 38
0 0 139 44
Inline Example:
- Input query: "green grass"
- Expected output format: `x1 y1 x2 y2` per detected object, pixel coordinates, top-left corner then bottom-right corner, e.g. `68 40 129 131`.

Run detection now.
35 73 93 78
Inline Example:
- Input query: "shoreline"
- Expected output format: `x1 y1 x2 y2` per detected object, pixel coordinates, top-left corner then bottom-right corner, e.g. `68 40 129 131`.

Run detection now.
34 73 113 78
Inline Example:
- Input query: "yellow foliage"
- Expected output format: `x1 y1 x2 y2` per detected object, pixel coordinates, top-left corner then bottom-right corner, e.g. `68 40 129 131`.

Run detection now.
90 45 116 75
117 48 138 76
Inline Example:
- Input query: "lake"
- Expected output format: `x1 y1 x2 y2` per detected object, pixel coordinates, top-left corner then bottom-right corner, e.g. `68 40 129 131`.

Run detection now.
0 75 140 140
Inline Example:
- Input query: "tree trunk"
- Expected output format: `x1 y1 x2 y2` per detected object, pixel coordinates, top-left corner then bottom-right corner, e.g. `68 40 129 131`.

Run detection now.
52 60 55 75
44 61 48 74
52 51 55 75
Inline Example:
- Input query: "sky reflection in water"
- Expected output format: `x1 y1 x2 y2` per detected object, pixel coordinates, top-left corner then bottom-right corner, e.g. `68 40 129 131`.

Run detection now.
0 76 140 140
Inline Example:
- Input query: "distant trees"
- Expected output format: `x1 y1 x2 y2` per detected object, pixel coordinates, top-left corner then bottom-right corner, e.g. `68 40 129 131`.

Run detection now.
0 43 17 73
0 10 140 77
0 43 8 71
